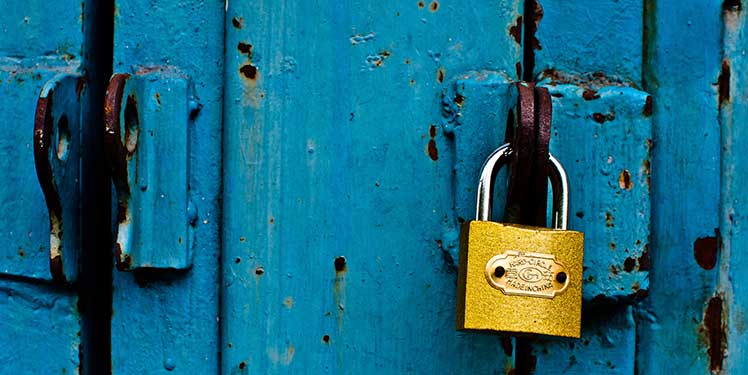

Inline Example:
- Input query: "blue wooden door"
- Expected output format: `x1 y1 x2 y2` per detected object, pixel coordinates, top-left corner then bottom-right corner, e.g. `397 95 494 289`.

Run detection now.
218 1 740 374
0 1 111 374
4 1 748 374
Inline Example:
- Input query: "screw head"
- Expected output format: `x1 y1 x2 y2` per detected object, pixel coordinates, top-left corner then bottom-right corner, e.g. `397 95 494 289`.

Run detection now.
555 272 567 284
494 266 506 278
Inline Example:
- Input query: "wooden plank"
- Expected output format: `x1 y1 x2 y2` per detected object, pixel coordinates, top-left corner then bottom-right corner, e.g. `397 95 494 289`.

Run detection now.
109 1 224 373
721 3 747 373
637 0 724 373
221 1 522 373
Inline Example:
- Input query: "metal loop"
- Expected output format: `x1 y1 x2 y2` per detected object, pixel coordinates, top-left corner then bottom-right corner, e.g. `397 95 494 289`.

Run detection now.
475 143 569 230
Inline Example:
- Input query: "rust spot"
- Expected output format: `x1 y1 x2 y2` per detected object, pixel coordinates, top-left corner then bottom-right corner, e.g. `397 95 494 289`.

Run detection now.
592 112 615 124
18 248 24 257
232 16 243 29
638 244 651 271
643 96 653 116
334 256 347 273
605 212 614 227
582 89 600 100
322 334 330 344
404 58 411 65
154 92 161 105
120 253 132 271
237 42 252 55
610 265 618 275
429 125 437 138
255 266 265 275
436 67 445 83
694 231 720 270
723 0 742 11
718 60 731 108
240 236 246 242
235 257 241 264
509 17 523 44
284 296 294 308
239 361 246 370
75 78 86 98
427 124 439 161
418 1 425 8
429 1 439 11
618 169 633 190
623 257 636 272
702 295 726 372
632 281 640 291
240 65 258 80
454 94 464 106
269 217 275 224
609 242 616 251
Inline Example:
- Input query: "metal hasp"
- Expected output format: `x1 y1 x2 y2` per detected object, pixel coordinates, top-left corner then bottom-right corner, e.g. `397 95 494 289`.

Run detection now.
445 71 651 302
33 74 84 282
105 70 199 271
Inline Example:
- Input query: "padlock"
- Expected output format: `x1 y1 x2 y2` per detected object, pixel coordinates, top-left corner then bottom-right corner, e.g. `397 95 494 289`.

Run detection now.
456 143 584 338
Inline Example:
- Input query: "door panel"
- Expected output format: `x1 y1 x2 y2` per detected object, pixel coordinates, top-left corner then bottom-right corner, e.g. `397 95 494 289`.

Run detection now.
637 1 724 373
222 1 522 373
0 1 109 373
0 2 84 281
109 1 223 373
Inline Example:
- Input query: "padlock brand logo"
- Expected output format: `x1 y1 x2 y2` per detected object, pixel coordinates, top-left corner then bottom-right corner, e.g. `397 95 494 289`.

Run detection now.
484 251 569 299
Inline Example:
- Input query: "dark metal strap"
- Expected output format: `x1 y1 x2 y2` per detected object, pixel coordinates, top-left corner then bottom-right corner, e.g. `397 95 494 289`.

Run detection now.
505 83 536 224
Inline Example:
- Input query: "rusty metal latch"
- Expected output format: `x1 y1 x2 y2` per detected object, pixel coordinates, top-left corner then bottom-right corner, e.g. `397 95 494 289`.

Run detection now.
104 70 200 271
34 74 84 283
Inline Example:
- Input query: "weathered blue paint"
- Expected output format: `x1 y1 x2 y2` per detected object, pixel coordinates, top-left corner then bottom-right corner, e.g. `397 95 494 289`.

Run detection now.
721 4 747 374
0 64 77 280
0 0 110 374
543 83 651 302
35 74 83 282
110 0 223 373
222 1 522 373
107 72 198 271
534 0 644 85
0 279 80 373
637 1 724 373
449 73 651 303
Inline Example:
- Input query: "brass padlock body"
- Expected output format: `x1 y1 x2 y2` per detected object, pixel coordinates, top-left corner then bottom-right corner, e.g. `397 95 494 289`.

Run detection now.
456 221 583 338
455 143 584 338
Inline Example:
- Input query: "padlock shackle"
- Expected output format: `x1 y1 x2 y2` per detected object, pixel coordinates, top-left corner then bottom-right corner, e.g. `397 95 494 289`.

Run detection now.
475 143 569 230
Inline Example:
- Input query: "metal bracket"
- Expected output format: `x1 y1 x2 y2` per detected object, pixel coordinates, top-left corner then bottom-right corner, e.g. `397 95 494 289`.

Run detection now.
34 74 84 283
104 70 199 271
443 71 652 302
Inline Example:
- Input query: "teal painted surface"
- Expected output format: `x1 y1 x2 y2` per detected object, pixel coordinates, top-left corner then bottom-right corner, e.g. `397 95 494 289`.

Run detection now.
0 280 80 373
109 72 197 271
721 4 748 374
222 1 522 373
637 1 724 373
0 0 109 373
534 0 643 85
110 0 223 373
